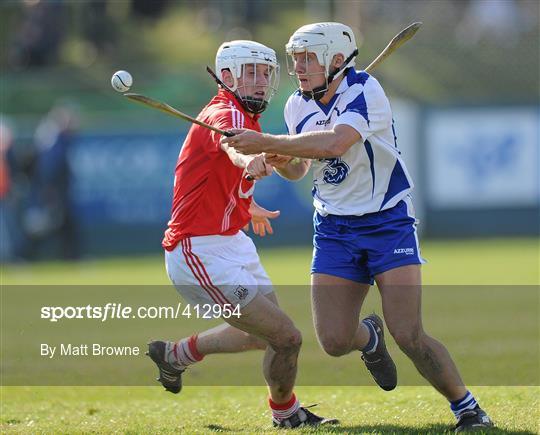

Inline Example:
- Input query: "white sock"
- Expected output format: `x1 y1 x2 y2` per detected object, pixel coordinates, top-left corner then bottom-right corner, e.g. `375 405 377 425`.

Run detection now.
269 394 300 422
450 391 478 419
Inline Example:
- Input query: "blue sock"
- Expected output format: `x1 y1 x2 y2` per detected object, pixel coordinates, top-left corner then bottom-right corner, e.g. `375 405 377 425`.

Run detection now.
450 391 478 419
361 318 378 354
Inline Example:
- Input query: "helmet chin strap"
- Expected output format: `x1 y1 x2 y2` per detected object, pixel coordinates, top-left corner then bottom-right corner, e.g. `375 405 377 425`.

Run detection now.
301 83 329 101
300 49 358 101
241 97 268 114
206 66 268 114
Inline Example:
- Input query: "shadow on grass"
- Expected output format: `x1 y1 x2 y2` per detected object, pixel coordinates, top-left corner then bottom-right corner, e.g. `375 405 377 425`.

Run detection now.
202 422 535 434
206 424 233 431
320 423 535 434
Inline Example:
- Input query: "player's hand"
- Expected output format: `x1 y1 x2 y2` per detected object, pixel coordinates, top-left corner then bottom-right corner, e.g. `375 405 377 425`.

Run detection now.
221 129 266 155
264 153 295 169
246 154 273 180
244 200 280 237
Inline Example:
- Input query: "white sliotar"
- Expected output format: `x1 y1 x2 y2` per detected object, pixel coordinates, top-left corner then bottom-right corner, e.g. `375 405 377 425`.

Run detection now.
111 70 133 93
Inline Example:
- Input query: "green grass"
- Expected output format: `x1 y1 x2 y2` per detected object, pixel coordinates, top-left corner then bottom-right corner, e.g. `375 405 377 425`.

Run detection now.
1 238 539 433
2 238 538 286
1 386 538 434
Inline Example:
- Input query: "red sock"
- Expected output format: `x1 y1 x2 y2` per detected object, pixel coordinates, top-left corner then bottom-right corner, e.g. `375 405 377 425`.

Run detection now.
187 334 204 361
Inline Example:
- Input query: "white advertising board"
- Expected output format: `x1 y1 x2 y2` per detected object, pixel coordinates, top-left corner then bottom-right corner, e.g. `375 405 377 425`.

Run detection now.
426 108 539 208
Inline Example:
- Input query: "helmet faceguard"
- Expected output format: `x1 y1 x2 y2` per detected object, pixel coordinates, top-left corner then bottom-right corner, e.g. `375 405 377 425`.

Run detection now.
215 40 279 114
286 22 358 101
235 63 278 114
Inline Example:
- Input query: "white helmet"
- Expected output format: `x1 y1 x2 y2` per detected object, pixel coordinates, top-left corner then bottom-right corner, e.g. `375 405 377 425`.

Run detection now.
286 22 358 99
215 40 279 114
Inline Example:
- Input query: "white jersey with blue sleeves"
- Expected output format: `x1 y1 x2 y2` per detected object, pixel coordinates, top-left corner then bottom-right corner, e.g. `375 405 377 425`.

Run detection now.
284 69 414 216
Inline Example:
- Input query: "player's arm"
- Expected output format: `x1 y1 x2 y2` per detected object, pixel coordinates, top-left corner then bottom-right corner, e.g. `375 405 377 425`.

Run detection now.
213 109 272 179
264 153 311 181
221 124 361 159
212 107 257 169
224 78 392 160
220 143 272 180
220 140 256 168
262 101 313 181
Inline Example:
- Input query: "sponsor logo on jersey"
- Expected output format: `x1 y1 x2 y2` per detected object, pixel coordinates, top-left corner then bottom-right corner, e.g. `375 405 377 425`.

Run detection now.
234 285 249 300
394 248 415 255
316 119 331 126
322 157 350 185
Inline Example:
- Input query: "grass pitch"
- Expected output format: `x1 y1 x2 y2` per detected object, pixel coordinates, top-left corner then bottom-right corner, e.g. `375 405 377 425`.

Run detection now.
1 238 539 433
2 386 538 434
2 238 538 286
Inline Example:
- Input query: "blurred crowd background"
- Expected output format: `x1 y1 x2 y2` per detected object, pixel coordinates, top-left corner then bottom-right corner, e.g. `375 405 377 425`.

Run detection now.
1 0 539 261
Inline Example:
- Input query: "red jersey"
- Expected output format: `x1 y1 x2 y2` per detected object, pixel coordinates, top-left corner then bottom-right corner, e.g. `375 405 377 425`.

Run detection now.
162 89 260 251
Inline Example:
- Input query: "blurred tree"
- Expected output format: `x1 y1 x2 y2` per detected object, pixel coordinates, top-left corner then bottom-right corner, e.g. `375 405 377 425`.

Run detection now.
81 1 117 53
1 0 538 122
9 0 66 69
131 0 171 19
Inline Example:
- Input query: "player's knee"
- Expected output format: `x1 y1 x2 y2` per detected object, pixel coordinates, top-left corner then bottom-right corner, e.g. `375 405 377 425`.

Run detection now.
391 328 422 353
273 327 302 353
319 335 350 357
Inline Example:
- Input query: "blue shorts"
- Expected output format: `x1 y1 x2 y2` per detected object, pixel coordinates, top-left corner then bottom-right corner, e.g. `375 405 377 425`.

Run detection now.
311 198 426 285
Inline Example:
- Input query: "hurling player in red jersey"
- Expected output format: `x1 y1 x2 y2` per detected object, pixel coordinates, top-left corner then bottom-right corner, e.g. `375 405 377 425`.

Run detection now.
148 41 337 428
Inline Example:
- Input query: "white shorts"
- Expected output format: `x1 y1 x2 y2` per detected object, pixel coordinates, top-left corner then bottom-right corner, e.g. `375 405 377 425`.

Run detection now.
165 231 273 308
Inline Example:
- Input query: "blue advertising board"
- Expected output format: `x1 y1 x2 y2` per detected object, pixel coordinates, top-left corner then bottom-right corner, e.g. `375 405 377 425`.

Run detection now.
69 132 314 255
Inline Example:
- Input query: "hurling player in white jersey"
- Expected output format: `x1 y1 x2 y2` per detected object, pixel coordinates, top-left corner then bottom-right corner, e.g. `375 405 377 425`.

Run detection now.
222 23 493 433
